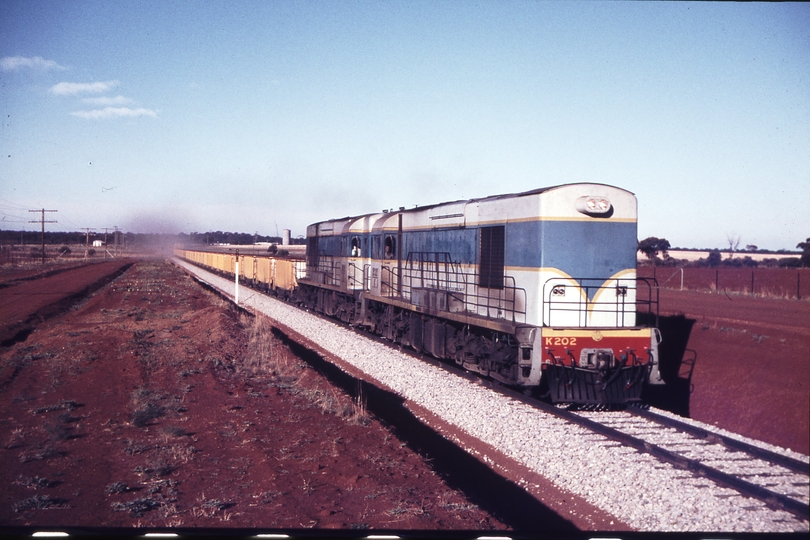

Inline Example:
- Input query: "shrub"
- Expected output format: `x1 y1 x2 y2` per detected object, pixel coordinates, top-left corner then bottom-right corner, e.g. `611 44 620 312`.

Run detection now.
131 402 166 428
778 257 801 268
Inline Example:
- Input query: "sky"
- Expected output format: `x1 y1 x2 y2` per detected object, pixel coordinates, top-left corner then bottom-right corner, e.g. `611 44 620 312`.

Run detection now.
1 1 808 250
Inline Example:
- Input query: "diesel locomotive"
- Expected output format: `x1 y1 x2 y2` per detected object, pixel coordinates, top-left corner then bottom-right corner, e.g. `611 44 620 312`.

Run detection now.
296 183 663 404
176 183 663 404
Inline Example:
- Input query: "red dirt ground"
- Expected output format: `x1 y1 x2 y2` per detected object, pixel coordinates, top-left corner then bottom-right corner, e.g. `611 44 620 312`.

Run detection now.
0 260 132 345
651 288 809 455
0 258 807 533
0 259 522 531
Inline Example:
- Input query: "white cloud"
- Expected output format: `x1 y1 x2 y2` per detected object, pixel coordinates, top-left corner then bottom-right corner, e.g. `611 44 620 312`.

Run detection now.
50 80 120 96
1 56 67 71
81 95 134 106
70 107 158 120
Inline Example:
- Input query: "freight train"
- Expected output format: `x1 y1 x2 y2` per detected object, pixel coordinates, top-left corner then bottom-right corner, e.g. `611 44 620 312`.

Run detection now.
177 183 663 404
174 248 306 297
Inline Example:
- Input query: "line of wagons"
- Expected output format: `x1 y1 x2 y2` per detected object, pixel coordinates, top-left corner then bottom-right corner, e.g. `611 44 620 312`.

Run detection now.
175 182 664 405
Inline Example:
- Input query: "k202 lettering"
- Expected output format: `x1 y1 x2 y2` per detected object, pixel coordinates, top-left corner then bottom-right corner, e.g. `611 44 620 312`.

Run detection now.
544 337 577 346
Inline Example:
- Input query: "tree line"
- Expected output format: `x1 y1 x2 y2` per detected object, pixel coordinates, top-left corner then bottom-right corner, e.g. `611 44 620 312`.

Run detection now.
638 237 810 268
0 230 305 247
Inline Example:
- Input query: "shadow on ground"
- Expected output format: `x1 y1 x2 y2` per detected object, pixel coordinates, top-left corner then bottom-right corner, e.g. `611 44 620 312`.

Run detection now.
642 314 697 417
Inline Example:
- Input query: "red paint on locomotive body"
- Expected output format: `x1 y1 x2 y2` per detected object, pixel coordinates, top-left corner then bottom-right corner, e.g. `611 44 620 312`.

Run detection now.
541 328 655 368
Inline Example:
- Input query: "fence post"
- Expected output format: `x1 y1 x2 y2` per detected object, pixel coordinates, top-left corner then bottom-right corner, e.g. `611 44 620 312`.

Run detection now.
715 269 719 292
799 272 801 300
751 271 754 295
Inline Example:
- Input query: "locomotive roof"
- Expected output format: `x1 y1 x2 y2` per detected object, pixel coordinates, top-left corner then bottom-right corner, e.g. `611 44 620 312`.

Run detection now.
313 182 632 225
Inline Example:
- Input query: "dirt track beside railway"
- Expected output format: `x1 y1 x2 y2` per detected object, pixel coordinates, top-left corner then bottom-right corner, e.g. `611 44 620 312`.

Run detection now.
0 260 133 346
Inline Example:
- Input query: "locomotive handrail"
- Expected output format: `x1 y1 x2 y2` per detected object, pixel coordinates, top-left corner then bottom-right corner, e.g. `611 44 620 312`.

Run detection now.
346 261 365 290
309 256 339 287
377 252 527 324
542 276 658 328
380 264 398 297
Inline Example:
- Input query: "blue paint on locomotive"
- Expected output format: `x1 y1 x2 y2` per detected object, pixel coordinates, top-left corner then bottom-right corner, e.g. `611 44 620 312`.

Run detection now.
401 228 477 264
506 220 637 281
313 218 636 298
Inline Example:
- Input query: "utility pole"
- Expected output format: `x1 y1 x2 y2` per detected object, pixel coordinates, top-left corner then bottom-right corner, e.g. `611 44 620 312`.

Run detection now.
28 209 58 265
103 228 110 258
80 228 94 260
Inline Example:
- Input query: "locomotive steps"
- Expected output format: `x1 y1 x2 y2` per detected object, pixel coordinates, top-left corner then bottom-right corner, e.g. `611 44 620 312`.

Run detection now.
174 257 809 533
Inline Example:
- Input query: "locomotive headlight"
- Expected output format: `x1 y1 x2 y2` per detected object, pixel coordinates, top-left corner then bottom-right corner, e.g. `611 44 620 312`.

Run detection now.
575 196 613 217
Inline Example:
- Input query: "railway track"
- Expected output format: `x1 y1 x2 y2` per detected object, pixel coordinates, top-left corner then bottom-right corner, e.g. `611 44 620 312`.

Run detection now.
563 406 808 520
417 352 810 522
337 314 810 524
345 314 810 523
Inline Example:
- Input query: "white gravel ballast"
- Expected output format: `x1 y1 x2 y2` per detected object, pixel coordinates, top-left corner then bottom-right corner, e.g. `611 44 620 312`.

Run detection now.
174 259 809 533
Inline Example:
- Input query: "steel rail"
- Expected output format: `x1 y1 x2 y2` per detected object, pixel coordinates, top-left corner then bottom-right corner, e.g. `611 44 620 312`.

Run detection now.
488 383 810 522
627 406 810 476
393 349 810 522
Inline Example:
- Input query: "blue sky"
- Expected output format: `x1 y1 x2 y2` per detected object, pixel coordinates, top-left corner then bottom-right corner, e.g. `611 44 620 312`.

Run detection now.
1 1 808 250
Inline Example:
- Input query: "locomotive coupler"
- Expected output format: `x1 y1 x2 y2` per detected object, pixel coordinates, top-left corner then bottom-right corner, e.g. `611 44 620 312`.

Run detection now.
600 352 629 390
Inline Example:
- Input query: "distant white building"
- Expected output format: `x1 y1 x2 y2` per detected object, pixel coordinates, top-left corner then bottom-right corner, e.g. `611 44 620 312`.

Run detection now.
92 240 104 247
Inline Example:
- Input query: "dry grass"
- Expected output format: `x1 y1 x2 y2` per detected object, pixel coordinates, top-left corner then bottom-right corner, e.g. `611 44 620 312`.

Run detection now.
4 427 25 449
704 281 803 300
18 445 60 463
13 494 70 512
130 388 166 428
15 475 57 489
239 316 371 425
241 315 296 378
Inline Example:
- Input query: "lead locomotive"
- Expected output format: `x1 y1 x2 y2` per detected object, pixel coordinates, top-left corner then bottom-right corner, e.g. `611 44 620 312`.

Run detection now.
296 183 664 404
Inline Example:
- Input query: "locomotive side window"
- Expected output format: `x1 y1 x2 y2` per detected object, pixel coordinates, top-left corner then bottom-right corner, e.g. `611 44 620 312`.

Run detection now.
479 225 504 289
350 236 361 257
384 235 397 259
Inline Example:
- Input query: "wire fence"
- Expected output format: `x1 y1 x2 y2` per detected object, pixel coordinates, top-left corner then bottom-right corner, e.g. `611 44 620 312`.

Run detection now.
637 266 809 300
